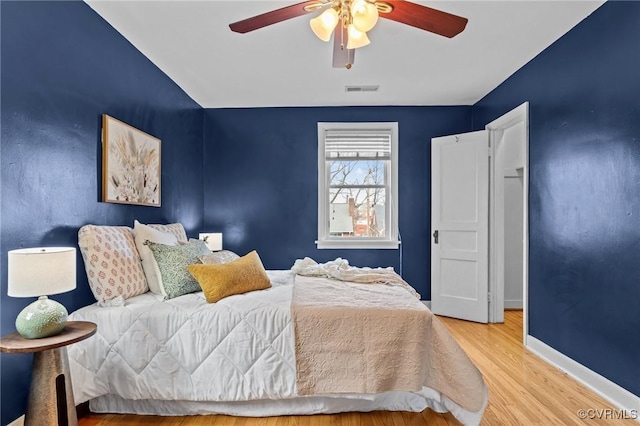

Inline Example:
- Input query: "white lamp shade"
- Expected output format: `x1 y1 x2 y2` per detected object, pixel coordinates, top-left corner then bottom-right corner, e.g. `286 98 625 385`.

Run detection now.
347 24 371 49
310 8 339 42
351 0 379 33
8 247 76 298
199 233 223 251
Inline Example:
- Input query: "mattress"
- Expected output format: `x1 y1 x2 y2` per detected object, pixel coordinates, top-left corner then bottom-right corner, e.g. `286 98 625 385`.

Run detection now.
68 270 487 425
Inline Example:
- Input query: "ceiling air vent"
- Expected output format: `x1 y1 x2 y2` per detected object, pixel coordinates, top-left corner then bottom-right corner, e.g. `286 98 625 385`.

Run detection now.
345 85 379 93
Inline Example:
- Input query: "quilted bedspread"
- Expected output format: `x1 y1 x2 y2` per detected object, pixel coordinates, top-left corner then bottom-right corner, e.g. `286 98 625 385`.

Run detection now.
68 270 487 424
68 271 297 403
292 275 486 412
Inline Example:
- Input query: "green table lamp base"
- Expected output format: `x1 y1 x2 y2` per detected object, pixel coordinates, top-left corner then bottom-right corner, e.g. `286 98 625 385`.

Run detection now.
16 296 68 339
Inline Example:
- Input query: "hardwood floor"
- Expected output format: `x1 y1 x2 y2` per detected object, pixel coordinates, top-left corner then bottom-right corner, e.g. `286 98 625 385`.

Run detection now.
78 311 628 425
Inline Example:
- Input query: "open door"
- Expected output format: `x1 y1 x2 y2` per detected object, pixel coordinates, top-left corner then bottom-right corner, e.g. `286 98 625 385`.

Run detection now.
431 130 489 323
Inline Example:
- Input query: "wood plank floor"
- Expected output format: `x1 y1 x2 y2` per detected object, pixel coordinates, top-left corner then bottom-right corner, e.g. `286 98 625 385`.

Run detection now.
79 311 628 425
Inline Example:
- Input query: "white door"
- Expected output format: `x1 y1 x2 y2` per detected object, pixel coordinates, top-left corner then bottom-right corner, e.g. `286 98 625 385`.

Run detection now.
431 130 489 323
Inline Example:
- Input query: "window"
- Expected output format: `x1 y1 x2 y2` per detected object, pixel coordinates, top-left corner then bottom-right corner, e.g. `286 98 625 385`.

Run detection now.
317 122 399 249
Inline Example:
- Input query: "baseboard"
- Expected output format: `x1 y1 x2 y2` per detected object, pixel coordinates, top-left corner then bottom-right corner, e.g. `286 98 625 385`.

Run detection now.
8 415 24 426
526 335 640 419
424 299 520 311
504 299 523 309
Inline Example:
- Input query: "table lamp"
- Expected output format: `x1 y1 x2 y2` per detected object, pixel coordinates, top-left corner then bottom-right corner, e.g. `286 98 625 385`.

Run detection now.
7 247 77 339
199 233 223 251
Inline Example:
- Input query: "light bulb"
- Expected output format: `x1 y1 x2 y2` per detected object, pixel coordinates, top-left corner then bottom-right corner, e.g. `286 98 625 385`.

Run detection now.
351 0 378 33
346 24 370 49
310 8 339 42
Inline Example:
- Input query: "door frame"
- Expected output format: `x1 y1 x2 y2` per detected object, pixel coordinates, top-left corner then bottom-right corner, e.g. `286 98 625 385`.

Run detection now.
485 102 529 337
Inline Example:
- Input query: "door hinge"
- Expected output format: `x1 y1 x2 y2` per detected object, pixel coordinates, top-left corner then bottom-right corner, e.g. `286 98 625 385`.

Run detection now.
487 292 492 303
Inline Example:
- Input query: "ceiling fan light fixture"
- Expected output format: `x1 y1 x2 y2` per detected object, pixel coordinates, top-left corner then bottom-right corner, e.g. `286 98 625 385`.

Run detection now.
350 0 379 33
231 0 468 69
346 24 370 49
310 8 339 42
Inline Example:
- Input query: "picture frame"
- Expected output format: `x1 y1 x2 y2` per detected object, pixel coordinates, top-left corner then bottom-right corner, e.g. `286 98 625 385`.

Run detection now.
102 114 161 207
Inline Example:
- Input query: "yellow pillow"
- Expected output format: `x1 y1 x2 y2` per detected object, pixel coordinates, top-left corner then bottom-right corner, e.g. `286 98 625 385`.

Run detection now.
188 250 271 303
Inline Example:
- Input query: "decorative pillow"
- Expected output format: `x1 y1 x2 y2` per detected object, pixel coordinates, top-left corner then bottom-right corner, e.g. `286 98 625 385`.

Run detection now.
132 220 178 295
188 251 271 304
147 222 188 243
78 225 148 303
147 239 210 299
198 250 240 265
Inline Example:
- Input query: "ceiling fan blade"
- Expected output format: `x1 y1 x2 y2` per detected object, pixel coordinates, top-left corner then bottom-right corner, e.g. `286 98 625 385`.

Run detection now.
381 1 468 38
332 19 355 69
229 0 322 34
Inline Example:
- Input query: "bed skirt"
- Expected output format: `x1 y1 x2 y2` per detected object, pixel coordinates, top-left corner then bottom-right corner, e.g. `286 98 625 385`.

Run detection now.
88 386 488 425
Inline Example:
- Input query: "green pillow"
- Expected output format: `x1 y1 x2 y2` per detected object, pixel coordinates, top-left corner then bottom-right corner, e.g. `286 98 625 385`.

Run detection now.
147 239 210 299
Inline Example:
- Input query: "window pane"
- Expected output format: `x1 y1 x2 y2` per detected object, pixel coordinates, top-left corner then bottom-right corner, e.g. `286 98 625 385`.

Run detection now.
329 160 385 186
329 188 386 237
317 122 398 249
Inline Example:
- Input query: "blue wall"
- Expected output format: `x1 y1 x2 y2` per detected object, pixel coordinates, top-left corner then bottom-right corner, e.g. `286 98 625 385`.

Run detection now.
0 1 203 423
473 1 640 397
203 107 472 298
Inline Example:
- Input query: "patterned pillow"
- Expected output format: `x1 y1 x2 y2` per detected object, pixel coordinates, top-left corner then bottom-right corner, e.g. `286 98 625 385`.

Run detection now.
78 225 148 303
132 220 178 295
198 250 240 265
147 222 188 243
147 239 211 299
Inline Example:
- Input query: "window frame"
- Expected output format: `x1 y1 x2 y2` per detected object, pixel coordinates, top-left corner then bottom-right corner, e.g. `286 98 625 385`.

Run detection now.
316 122 399 249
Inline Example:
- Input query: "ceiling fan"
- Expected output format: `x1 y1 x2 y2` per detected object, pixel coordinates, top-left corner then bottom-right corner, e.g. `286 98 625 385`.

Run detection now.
229 0 468 69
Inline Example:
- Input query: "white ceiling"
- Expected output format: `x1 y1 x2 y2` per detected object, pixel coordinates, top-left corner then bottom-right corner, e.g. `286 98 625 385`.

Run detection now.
85 0 605 108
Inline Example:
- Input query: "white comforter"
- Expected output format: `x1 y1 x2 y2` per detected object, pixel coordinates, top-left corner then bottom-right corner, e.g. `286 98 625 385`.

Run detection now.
69 271 296 403
68 271 487 424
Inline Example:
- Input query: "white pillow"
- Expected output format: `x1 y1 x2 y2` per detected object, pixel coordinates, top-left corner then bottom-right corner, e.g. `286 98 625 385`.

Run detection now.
133 220 178 296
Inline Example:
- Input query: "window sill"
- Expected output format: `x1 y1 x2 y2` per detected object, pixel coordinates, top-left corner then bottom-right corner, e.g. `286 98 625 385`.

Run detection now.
315 240 401 250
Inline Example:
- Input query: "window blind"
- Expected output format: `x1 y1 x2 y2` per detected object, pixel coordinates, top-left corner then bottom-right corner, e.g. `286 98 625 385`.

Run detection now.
324 129 392 160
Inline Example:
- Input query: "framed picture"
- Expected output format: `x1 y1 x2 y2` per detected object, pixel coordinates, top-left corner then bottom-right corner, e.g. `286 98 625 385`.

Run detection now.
102 114 161 207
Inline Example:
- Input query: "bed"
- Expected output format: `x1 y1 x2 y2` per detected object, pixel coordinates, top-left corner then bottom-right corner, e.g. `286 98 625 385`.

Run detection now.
68 223 488 425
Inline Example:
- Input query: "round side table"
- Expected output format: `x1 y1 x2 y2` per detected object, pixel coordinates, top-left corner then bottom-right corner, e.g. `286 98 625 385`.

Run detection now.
0 321 97 426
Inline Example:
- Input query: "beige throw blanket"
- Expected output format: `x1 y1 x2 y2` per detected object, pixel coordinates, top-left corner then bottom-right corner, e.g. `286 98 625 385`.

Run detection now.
292 275 486 413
